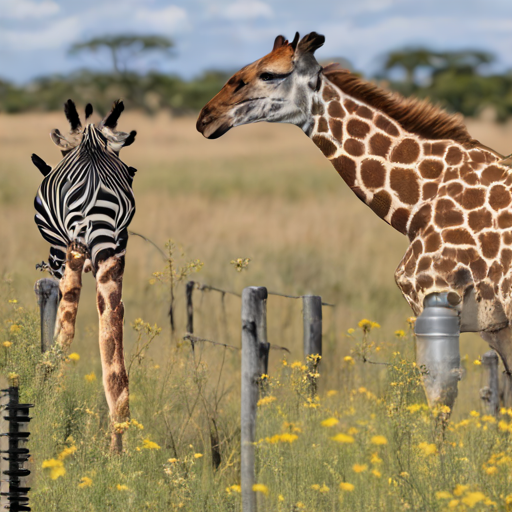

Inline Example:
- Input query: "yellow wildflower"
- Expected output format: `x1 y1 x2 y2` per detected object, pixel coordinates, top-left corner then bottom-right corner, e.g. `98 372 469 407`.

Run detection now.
331 433 354 444
406 317 416 327
2 341 12 348
473 359 482 366
278 495 284 502
372 469 381 478
344 355 354 364
371 435 388 445
311 484 320 491
347 427 359 435
469 410 480 418
58 445 77 460
370 453 382 465
485 466 497 475
68 352 80 362
339 482 355 492
78 476 93 488
230 485 241 493
194 453 203 458
321 417 339 428
326 390 338 397
358 319 380 332
353 463 367 473
130 419 144 430
9 325 21 334
394 330 405 338
252 484 268 495
168 458 178 463
461 492 485 508
347 328 355 335
142 439 161 450
84 372 96 383
418 442 437 456
42 459 65 480
436 491 452 500
257 396 276 406
481 415 496 424
453 485 469 496
449 499 459 509
319 484 329 493
116 484 129 491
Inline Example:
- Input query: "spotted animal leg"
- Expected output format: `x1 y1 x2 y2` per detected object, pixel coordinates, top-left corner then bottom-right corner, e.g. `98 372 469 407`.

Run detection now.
54 242 87 350
480 326 512 406
96 254 129 453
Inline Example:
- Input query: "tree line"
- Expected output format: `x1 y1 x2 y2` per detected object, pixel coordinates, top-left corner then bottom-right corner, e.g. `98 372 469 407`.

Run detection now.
2 35 512 120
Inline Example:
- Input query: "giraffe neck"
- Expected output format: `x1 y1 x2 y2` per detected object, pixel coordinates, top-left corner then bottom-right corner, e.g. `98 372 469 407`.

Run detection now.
305 75 493 239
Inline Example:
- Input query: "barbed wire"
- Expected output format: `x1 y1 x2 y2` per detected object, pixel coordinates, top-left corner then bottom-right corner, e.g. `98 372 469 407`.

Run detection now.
183 334 290 353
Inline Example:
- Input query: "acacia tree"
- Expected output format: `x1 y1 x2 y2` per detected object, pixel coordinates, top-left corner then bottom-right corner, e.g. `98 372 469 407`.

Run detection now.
69 35 175 75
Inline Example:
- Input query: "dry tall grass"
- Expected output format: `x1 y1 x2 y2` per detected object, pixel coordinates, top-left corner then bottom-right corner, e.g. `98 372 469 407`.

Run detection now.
1 111 511 417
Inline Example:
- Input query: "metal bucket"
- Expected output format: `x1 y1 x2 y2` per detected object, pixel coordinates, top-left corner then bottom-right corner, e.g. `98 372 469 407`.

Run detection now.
414 293 461 410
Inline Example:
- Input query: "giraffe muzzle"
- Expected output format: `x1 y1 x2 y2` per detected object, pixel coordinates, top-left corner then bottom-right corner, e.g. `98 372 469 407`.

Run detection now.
414 292 462 412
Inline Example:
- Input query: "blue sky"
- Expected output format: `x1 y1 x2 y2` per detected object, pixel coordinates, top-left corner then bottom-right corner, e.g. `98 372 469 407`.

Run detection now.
1 0 512 84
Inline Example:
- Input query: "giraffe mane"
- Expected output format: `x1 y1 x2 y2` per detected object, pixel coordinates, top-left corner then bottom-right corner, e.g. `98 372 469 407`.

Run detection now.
323 65 478 146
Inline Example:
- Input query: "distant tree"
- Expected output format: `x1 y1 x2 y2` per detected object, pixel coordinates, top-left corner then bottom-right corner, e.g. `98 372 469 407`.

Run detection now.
69 35 175 75
382 48 438 88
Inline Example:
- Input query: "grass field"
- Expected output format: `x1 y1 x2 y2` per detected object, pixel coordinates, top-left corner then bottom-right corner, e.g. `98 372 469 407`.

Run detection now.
2 111 512 510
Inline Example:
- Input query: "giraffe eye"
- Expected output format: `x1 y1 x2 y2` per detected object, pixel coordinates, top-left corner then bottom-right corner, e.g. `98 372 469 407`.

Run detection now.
260 72 274 81
234 79 247 93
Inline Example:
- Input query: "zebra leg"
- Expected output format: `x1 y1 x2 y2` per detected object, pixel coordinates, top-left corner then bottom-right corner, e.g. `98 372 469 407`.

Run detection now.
54 242 87 349
95 254 129 453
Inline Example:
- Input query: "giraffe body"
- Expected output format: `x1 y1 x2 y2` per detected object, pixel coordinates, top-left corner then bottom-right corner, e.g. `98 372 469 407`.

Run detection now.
197 32 512 378
311 74 512 334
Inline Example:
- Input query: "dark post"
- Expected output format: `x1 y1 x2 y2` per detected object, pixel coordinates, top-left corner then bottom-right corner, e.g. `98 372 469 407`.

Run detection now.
302 295 322 359
241 286 267 512
1 383 33 511
481 350 500 416
34 278 59 352
186 281 194 334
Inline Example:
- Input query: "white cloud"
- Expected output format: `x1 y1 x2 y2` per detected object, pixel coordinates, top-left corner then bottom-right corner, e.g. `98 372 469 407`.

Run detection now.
135 5 190 33
223 1 273 21
0 16 79 51
0 0 59 19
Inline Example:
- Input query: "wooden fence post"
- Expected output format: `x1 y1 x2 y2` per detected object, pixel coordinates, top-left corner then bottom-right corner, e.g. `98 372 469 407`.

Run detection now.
34 278 59 352
480 350 499 416
241 286 267 512
186 281 194 334
302 295 322 359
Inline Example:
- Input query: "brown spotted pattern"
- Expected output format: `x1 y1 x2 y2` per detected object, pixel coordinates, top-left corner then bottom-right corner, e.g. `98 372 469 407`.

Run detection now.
312 76 512 324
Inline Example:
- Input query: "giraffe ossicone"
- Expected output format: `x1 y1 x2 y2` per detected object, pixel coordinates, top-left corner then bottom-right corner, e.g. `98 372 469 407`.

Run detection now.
197 31 512 408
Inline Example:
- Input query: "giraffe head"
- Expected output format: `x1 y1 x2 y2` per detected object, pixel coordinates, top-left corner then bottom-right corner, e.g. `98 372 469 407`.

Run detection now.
197 32 325 139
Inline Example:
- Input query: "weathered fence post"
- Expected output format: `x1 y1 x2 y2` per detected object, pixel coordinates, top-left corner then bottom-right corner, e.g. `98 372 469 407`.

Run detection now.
241 286 267 512
480 350 500 416
302 295 322 359
186 281 194 334
34 278 60 352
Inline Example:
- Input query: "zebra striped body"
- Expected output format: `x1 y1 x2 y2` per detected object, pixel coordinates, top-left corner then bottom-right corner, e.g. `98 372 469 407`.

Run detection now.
34 116 137 278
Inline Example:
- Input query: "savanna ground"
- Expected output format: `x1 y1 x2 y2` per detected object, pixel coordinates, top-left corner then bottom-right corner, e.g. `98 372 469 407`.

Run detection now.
1 112 512 510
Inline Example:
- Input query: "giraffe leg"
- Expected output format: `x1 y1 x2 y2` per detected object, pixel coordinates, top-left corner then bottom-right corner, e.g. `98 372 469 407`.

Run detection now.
480 326 512 406
54 242 87 350
96 254 129 453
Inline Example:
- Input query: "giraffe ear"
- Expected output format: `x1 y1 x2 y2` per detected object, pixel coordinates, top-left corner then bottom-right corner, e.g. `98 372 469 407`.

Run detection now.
272 35 287 51
297 32 325 55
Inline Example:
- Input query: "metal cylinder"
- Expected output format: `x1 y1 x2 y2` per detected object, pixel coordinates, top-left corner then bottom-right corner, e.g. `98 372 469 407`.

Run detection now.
414 292 461 410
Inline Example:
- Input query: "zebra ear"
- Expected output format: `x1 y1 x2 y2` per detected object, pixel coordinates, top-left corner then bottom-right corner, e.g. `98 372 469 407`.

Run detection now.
102 100 124 129
31 154 52 176
50 128 75 155
85 103 93 120
64 99 82 132
123 130 137 147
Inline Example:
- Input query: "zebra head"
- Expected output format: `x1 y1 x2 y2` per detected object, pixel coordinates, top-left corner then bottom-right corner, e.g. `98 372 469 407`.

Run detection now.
47 100 137 158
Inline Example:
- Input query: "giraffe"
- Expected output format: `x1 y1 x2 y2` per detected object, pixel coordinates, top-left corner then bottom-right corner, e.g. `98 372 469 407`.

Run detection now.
33 99 136 451
197 32 512 408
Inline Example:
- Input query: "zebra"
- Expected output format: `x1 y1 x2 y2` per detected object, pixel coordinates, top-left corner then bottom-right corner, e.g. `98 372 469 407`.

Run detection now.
33 99 137 278
32 99 138 452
